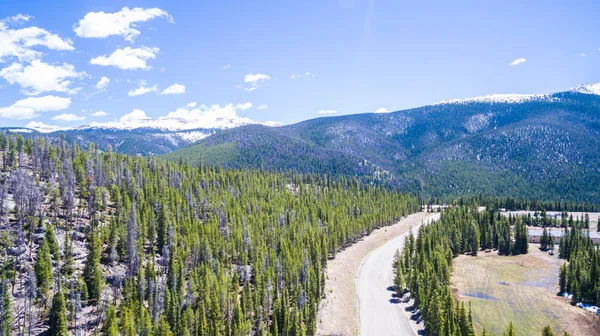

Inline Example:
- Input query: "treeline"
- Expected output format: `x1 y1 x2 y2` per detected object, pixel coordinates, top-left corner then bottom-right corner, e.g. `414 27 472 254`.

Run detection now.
0 133 420 335
518 210 591 229
558 226 600 306
436 195 600 212
440 209 529 256
393 207 531 336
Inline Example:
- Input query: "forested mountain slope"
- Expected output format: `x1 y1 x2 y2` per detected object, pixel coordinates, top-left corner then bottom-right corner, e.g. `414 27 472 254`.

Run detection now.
164 90 600 202
0 133 418 335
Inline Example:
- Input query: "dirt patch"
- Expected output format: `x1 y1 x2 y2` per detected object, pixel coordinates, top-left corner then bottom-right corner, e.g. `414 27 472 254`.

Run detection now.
316 212 437 336
451 246 600 336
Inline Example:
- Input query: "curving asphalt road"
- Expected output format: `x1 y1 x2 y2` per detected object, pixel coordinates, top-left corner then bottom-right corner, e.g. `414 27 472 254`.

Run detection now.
357 213 440 336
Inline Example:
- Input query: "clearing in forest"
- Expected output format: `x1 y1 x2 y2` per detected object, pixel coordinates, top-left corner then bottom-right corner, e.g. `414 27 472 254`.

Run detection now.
450 247 600 336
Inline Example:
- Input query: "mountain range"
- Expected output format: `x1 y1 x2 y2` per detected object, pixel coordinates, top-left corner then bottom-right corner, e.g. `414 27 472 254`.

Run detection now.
5 83 600 201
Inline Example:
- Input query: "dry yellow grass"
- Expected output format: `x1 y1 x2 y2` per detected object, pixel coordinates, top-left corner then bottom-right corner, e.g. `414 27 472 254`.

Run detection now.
451 247 600 336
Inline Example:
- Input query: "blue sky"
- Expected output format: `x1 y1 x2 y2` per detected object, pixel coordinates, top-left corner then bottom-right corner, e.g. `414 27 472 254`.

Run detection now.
0 0 599 130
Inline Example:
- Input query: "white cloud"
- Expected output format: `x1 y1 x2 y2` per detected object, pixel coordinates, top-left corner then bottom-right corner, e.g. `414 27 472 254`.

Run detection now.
578 53 587 57
236 102 253 110
256 104 268 110
120 109 149 123
509 58 526 66
318 109 337 115
224 64 231 69
52 113 85 121
0 17 74 62
237 73 271 92
25 121 59 132
291 72 315 79
74 7 172 41
245 73 270 83
91 102 281 130
90 46 158 70
161 83 185 95
2 14 33 24
375 107 389 113
0 95 71 119
160 102 254 124
91 111 108 117
95 76 110 89
0 59 84 95
128 80 158 96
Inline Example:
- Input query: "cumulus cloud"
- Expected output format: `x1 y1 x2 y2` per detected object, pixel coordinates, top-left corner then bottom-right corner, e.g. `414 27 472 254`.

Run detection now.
52 113 85 121
90 46 158 70
0 60 84 95
245 73 270 83
0 15 74 62
95 76 110 89
91 111 108 117
509 58 526 66
0 95 71 119
74 7 172 41
256 104 268 110
236 73 271 92
291 72 315 79
158 102 256 126
120 109 150 123
161 83 185 95
318 109 337 115
224 64 231 69
375 107 389 113
25 121 60 132
578 53 587 57
92 102 280 129
128 80 158 96
234 102 251 110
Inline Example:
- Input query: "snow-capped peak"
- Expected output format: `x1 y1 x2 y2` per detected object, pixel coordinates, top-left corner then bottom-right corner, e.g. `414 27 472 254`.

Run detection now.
569 83 600 96
435 93 550 105
85 115 261 132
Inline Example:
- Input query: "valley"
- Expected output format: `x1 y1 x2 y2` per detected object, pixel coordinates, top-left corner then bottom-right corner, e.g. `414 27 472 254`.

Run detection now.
1 2 599 335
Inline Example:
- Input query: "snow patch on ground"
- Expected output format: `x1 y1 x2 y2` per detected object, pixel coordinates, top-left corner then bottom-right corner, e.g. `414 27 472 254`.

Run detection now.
562 292 600 314
175 131 213 143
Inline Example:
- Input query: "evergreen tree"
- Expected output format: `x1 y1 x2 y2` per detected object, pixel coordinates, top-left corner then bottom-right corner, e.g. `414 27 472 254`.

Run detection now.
101 304 119 336
503 322 516 336
82 233 102 304
156 315 175 336
34 237 53 297
46 224 60 260
542 325 555 336
0 278 11 336
48 291 68 336
394 258 405 294
559 263 567 294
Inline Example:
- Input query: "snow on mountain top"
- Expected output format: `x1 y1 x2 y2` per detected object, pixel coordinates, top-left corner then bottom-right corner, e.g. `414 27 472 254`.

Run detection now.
435 93 551 105
86 115 262 132
569 83 600 95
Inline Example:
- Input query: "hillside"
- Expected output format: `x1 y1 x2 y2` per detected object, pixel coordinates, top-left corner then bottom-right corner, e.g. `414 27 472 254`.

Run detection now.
164 88 600 202
0 133 419 335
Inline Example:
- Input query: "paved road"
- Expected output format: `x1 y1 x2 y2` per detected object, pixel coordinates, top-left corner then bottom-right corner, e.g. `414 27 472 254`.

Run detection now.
357 213 440 336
